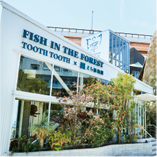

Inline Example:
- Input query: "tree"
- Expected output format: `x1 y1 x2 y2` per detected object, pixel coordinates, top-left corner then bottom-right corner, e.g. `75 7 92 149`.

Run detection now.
149 76 157 95
111 72 136 144
30 114 57 149
146 101 156 126
17 69 50 95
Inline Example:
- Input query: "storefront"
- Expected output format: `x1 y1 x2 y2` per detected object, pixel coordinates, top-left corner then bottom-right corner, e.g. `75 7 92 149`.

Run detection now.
0 1 153 155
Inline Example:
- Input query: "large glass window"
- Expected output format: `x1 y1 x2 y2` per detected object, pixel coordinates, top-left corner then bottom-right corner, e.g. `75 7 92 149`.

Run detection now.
17 56 51 95
10 99 49 150
52 66 78 97
99 79 110 85
109 32 130 73
79 73 91 86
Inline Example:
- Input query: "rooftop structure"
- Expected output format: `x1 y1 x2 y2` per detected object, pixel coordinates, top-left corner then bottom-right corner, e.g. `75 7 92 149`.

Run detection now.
47 26 151 57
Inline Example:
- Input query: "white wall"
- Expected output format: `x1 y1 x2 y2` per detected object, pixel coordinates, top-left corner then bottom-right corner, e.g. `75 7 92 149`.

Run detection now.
81 30 110 62
12 143 152 156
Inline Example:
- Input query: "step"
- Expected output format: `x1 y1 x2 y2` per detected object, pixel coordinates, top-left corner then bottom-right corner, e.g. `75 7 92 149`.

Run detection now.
152 141 157 146
136 138 155 143
152 145 157 151
152 150 156 156
151 139 156 142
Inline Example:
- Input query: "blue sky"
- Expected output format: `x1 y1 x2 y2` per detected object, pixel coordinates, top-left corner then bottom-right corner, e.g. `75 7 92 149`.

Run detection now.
3 0 156 35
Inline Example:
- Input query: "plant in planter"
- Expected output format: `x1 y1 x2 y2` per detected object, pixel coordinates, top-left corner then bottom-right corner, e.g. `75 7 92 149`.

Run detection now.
11 135 41 154
30 114 57 149
111 72 136 144
58 92 93 147
85 109 114 147
48 127 71 151
57 79 118 147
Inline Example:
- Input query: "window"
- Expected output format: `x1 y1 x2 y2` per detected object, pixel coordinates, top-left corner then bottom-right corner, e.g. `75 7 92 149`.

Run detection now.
63 68 69 72
43 63 49 70
17 56 51 95
54 66 60 72
52 66 78 97
109 32 130 73
31 64 39 70
132 71 139 78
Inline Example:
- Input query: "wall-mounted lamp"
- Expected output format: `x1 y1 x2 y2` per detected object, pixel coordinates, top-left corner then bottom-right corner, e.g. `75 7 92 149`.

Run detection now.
126 69 129 74
31 101 34 105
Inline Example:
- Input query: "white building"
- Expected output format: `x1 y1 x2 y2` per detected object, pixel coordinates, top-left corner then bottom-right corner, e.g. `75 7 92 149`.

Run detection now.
0 1 153 156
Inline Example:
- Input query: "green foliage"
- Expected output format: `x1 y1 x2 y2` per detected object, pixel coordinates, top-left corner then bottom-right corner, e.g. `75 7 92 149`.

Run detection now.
83 77 97 88
111 72 136 143
17 74 138 152
85 110 114 147
146 101 156 126
48 127 71 151
17 69 50 95
149 76 157 95
11 135 41 154
30 114 58 149
124 101 138 143
111 72 136 109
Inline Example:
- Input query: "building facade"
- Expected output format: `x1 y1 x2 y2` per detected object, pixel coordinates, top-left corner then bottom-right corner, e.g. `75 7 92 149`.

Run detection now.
81 30 130 73
130 48 145 78
0 1 153 156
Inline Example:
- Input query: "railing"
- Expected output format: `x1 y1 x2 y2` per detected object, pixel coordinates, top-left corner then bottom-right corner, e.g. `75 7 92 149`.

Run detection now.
31 138 39 144
147 124 157 138
142 128 152 138
47 26 153 40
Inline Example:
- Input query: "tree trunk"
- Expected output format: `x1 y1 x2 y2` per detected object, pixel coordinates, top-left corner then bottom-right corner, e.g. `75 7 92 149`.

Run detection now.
40 138 44 149
117 128 121 144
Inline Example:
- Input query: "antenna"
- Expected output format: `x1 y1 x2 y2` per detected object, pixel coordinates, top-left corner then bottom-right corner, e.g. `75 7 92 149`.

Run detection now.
91 11 94 30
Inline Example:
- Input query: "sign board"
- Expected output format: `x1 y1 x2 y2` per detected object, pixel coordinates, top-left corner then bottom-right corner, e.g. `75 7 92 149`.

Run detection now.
81 30 110 62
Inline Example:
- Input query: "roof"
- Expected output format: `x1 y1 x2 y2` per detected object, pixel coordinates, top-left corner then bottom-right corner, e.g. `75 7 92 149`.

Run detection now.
135 93 157 101
130 62 143 68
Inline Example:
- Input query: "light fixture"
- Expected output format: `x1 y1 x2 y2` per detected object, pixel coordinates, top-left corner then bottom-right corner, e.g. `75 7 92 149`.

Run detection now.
126 69 129 74
31 101 34 105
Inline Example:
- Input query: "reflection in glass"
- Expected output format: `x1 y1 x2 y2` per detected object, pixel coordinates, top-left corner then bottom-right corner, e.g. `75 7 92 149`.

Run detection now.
109 32 129 73
79 73 90 86
52 66 78 97
109 33 112 52
99 79 110 85
17 56 51 95
116 61 119 67
132 71 140 78
49 103 63 123
113 59 116 66
9 99 48 150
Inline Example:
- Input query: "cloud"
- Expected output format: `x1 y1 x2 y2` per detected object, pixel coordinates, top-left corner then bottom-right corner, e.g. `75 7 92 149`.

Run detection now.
120 0 125 21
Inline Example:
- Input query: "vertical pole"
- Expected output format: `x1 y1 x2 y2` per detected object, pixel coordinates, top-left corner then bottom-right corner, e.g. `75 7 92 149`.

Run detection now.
14 53 21 91
77 72 79 93
48 64 54 123
48 101 51 123
135 98 136 135
138 102 139 136
91 11 94 30
145 102 146 131
49 64 54 96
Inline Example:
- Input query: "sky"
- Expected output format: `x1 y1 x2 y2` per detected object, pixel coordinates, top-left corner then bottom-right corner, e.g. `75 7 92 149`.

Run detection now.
2 0 156 35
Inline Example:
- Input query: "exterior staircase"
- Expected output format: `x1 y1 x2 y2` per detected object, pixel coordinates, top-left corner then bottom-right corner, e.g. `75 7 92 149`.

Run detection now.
151 138 157 156
147 124 157 157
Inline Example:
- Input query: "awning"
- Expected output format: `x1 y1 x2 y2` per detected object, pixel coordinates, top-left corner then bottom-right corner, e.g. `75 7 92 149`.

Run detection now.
130 62 143 68
135 94 157 101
